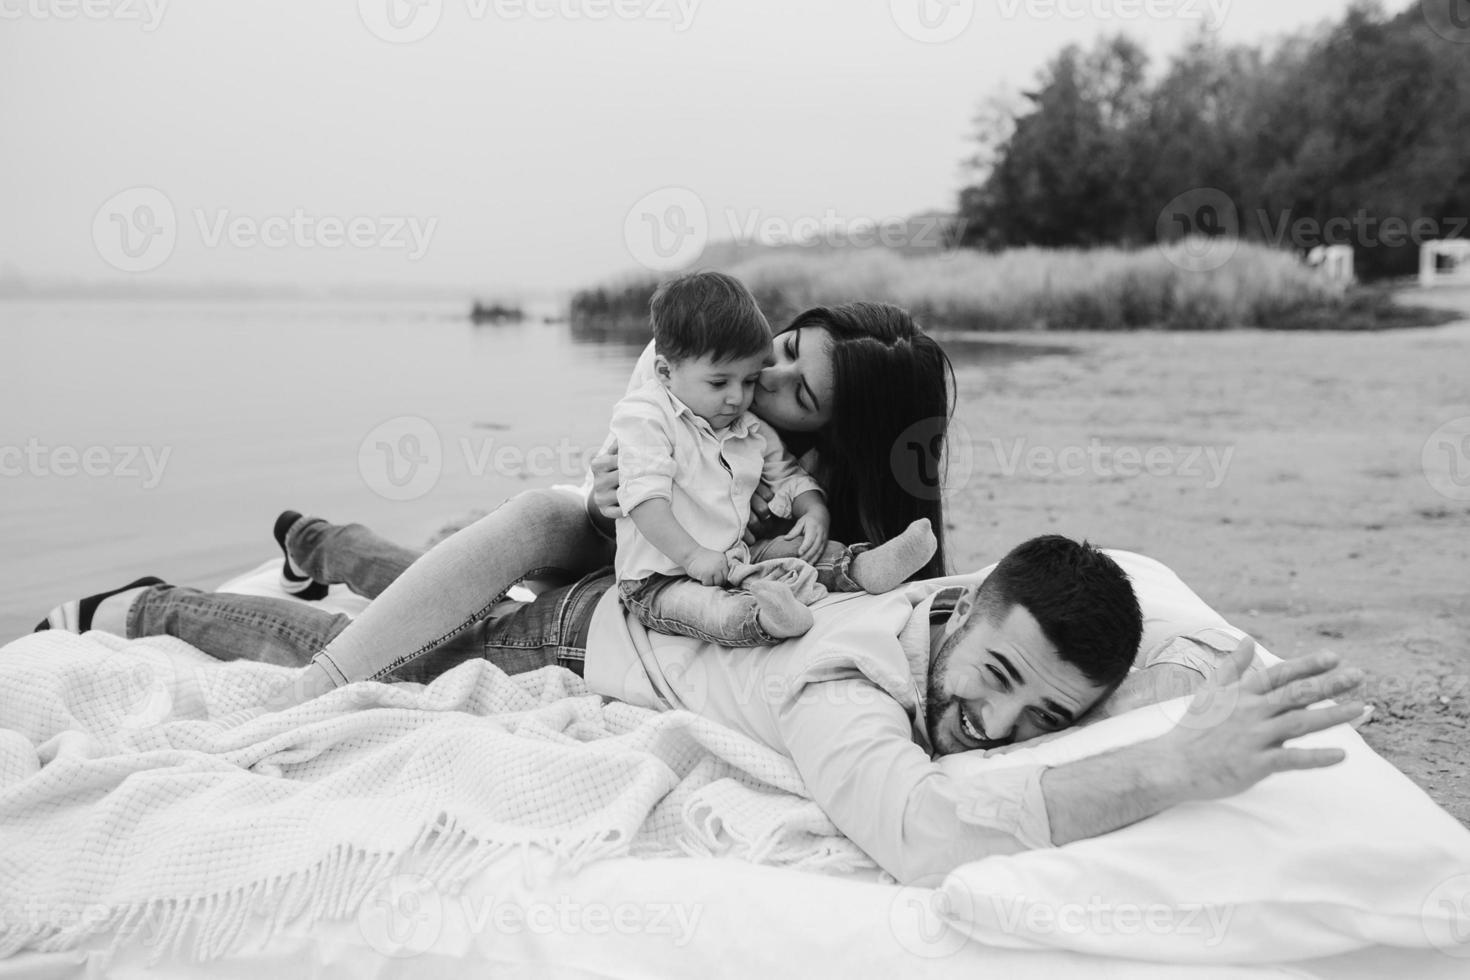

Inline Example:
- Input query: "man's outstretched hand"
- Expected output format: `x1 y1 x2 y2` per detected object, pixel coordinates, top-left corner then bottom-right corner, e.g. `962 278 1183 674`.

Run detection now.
1044 638 1367 847
1159 637 1366 803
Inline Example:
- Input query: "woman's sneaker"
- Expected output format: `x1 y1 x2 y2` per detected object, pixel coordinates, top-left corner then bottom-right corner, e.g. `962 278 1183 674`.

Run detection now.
274 510 329 600
36 576 165 632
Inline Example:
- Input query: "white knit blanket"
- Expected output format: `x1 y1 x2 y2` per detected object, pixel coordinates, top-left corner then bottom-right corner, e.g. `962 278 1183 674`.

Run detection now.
0 630 872 961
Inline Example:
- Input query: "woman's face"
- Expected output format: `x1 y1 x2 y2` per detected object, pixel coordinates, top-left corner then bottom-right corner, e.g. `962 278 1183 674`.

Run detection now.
752 326 836 433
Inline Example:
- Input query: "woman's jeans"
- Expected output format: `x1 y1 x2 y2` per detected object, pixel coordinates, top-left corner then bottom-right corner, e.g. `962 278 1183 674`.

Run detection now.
307 489 612 684
125 488 615 683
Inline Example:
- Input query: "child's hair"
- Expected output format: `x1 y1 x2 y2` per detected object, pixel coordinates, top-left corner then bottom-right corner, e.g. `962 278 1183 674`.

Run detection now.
649 271 772 365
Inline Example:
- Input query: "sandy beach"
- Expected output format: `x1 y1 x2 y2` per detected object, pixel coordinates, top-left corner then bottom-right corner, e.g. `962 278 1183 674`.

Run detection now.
938 284 1470 825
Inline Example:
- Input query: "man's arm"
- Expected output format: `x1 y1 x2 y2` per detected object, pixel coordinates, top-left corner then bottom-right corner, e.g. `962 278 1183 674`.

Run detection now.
776 676 1048 883
1045 643 1365 844
1093 630 1258 720
777 642 1364 880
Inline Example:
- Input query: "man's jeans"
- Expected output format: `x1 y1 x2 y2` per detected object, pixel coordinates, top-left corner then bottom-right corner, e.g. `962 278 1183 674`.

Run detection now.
126 523 614 682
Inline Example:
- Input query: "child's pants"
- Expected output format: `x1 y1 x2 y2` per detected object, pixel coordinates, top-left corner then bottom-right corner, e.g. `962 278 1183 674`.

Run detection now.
617 538 869 646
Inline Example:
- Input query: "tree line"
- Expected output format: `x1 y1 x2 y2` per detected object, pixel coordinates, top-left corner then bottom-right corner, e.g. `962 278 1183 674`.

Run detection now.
957 2 1470 280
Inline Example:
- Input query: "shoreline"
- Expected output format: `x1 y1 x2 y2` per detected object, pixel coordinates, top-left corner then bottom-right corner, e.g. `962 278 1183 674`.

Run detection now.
938 285 1470 824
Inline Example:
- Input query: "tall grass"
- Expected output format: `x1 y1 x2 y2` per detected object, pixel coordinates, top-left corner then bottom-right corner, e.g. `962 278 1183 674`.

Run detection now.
572 239 1350 332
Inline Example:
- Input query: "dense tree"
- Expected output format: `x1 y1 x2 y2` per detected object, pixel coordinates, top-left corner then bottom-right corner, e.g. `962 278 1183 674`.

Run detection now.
958 2 1470 280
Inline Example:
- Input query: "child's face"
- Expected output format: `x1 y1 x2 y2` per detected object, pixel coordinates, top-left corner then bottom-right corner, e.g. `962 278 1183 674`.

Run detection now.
659 349 772 430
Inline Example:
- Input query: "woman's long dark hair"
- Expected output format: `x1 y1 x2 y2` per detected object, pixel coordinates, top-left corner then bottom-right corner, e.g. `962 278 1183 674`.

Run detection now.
777 302 956 581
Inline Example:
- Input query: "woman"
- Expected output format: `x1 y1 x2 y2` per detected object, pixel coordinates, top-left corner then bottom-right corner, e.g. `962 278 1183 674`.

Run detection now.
42 301 957 694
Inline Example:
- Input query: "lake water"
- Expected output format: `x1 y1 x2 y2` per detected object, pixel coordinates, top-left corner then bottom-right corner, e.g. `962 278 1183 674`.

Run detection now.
1 299 1057 642
1 299 648 641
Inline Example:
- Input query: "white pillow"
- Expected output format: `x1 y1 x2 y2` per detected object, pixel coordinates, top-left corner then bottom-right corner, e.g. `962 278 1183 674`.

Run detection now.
934 690 1470 963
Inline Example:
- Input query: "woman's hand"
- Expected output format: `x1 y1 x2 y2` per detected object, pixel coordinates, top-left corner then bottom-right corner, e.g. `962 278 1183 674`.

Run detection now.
744 483 776 544
588 441 622 520
782 504 830 565
685 548 731 587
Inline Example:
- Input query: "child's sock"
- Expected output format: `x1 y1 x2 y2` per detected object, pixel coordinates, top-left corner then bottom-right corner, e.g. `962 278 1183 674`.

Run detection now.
748 579 814 639
849 518 937 594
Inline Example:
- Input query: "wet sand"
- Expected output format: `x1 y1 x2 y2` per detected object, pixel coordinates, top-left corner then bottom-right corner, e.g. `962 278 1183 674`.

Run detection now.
939 284 1470 824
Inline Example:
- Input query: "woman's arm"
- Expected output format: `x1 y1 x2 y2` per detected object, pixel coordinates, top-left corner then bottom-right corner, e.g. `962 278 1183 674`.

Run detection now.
585 445 620 538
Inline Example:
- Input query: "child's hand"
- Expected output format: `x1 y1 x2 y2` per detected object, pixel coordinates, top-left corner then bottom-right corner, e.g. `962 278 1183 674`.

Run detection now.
782 507 830 565
685 548 731 587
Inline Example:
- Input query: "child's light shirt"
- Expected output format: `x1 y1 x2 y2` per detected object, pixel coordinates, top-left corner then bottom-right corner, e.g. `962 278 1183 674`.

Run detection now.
611 379 823 582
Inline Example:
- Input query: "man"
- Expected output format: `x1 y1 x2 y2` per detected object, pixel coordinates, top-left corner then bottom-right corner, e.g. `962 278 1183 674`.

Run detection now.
579 534 1363 881
44 534 1365 883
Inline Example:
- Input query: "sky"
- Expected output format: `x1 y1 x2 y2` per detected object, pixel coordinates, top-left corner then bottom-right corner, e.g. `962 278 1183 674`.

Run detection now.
0 0 1420 296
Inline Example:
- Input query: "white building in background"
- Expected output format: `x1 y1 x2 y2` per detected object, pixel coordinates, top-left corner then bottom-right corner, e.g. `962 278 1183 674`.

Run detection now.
1419 239 1470 287
1306 244 1355 285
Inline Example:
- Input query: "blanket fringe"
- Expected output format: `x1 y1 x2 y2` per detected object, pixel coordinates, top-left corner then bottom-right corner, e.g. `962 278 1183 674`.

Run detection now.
0 812 636 964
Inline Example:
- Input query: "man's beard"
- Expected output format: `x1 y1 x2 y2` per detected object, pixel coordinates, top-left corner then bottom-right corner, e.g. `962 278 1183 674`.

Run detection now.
924 632 956 748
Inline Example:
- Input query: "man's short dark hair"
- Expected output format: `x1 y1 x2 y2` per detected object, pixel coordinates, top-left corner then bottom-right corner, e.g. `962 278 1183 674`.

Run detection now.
649 270 772 365
973 535 1142 688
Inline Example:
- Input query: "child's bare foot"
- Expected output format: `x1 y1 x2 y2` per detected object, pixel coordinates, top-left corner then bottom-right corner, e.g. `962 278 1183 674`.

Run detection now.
748 579 814 639
849 518 937 594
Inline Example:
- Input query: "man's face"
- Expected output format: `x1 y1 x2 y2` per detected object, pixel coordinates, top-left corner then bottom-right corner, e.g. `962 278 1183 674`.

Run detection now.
926 592 1112 756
